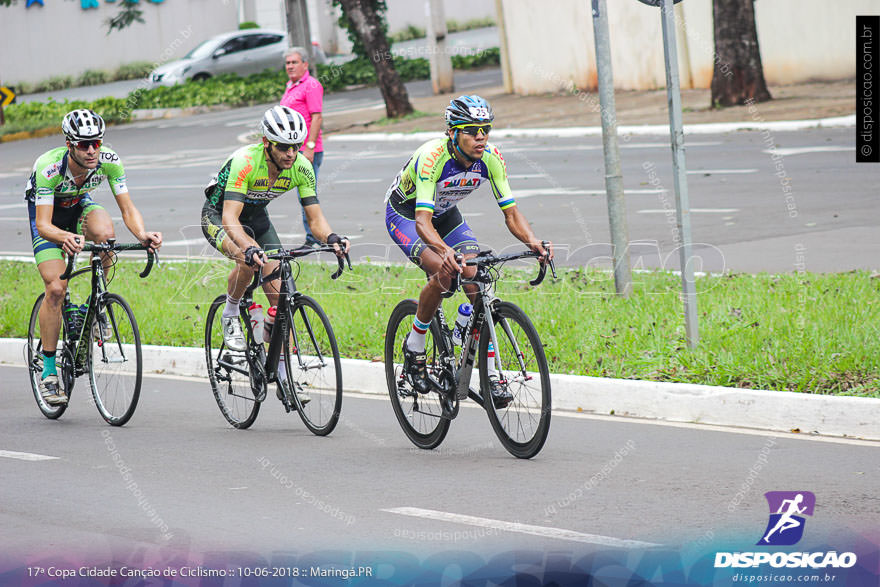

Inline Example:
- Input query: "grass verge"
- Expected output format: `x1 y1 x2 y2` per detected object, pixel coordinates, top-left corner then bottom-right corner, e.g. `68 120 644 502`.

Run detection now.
2 259 877 397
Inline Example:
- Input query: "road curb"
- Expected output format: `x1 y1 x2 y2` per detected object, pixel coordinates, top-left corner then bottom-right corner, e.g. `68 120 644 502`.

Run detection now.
3 338 877 441
328 115 856 142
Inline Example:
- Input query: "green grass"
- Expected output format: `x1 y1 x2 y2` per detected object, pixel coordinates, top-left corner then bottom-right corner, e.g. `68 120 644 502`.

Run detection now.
3 259 877 397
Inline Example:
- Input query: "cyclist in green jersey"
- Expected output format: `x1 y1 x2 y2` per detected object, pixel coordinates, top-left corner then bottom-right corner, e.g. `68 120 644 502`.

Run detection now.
26 109 162 406
201 105 349 354
385 95 553 404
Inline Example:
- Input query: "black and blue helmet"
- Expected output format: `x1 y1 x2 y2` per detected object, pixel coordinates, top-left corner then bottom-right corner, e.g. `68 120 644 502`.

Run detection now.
445 95 494 128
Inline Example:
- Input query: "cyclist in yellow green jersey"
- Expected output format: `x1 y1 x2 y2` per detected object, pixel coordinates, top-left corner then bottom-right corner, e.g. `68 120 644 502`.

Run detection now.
201 105 350 354
385 95 553 405
26 109 162 406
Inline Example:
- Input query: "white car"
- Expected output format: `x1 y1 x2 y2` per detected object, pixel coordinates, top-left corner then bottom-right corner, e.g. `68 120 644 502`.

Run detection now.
150 29 287 86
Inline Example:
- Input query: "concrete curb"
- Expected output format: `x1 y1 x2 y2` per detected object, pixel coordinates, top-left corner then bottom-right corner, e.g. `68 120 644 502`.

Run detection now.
3 338 878 441
328 115 857 142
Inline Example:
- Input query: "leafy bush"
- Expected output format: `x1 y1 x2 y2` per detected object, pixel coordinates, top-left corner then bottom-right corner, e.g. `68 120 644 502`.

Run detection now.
447 17 495 33
452 47 500 69
6 48 501 135
33 75 74 93
12 81 34 96
77 69 110 87
0 97 131 137
239 21 259 30
114 61 154 81
390 24 425 43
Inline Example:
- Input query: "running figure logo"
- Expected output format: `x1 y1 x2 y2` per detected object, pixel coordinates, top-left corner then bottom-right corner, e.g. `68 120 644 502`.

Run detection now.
758 491 816 546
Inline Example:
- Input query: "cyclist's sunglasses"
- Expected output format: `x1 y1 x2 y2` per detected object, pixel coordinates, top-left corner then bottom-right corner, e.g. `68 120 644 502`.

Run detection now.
70 139 102 151
455 124 491 136
269 140 300 152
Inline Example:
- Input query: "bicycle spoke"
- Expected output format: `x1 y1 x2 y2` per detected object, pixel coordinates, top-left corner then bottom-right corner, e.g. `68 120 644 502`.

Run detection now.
88 294 142 426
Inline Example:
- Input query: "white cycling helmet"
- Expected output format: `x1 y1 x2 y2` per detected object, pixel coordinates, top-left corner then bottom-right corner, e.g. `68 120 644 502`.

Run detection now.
62 109 105 142
261 105 307 145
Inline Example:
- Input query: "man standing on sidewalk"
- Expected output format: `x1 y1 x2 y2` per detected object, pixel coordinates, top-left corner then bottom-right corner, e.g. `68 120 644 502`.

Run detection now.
280 47 325 249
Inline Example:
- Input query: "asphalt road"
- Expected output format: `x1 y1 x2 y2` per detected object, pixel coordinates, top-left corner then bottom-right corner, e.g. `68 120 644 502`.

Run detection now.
1 101 873 273
1 364 877 566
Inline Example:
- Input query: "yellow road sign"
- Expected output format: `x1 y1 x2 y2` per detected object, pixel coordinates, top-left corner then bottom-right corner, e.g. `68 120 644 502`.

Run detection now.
0 87 15 108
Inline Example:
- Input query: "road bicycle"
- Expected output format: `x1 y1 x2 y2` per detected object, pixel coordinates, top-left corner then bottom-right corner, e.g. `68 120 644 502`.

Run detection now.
26 240 156 426
204 246 350 433
385 245 556 459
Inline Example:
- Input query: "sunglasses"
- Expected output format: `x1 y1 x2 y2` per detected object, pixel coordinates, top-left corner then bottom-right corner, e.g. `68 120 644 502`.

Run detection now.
455 124 491 136
71 139 102 151
269 140 300 152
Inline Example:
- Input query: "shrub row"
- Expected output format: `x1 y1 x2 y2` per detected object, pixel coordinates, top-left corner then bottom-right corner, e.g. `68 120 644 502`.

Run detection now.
1 49 500 137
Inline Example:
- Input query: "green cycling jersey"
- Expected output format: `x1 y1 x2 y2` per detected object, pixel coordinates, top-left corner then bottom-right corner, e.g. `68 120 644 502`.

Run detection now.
205 143 318 217
25 146 128 207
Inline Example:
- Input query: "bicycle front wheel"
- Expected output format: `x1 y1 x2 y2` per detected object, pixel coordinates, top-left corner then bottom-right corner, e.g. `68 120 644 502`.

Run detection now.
205 295 260 429
479 301 551 459
88 293 142 426
283 295 342 436
27 293 69 420
384 299 450 450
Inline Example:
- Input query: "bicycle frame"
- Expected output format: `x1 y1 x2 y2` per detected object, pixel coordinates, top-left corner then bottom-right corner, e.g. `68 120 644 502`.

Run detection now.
427 247 556 410
59 241 155 377
237 247 348 384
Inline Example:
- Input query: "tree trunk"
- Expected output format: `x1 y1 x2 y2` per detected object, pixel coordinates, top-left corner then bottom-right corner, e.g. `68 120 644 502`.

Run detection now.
711 0 772 107
337 0 414 118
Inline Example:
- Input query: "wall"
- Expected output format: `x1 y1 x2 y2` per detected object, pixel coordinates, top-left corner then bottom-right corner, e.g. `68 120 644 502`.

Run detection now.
498 0 873 94
1 0 239 86
385 0 495 33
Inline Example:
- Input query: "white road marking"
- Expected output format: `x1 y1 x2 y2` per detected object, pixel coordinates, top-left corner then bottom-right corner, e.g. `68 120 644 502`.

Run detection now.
0 203 26 211
762 146 855 156
637 208 740 214
332 178 382 184
508 174 546 179
383 507 659 548
514 188 667 198
0 450 59 462
686 169 757 174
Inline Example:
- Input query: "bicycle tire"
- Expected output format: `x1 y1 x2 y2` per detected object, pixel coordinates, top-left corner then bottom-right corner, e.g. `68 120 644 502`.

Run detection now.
27 293 69 420
384 299 451 450
205 294 260 429
88 293 142 426
282 295 342 436
479 301 551 459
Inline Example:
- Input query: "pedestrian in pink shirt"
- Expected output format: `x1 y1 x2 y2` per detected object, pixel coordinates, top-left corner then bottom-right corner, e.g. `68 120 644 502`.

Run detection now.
280 46 324 248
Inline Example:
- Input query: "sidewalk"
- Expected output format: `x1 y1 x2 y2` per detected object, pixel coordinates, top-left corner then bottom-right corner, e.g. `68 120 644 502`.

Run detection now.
323 78 856 136
2 339 878 441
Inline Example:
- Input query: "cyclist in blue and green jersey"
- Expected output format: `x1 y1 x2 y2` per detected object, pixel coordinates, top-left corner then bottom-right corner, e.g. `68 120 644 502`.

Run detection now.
385 95 553 406
201 105 349 356
25 109 162 406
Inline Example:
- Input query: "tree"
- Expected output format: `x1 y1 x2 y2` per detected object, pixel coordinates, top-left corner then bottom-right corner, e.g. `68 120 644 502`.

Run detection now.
334 0 413 118
711 0 771 107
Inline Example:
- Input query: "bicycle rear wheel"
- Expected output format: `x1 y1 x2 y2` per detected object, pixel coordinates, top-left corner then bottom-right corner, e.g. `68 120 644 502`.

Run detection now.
479 301 551 459
27 293 70 420
88 293 142 426
205 294 260 429
282 295 342 436
384 299 450 450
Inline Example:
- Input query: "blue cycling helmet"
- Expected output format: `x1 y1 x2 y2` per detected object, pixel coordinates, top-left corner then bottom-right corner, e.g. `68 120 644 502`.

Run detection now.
445 95 495 128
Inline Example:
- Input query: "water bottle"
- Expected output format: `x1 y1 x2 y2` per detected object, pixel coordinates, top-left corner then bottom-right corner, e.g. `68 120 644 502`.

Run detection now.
63 301 81 340
248 303 264 342
451 303 472 346
263 306 276 343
